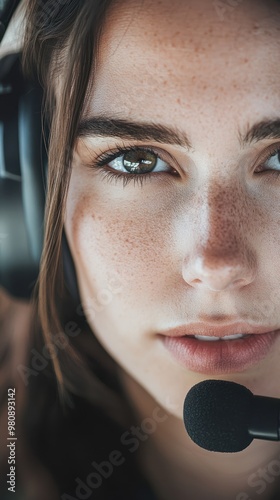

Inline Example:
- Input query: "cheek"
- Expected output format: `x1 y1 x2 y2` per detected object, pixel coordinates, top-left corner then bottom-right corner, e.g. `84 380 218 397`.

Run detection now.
64 186 177 380
65 184 178 316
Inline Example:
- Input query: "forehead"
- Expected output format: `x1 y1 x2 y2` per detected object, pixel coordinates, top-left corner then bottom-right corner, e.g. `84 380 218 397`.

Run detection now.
84 0 280 132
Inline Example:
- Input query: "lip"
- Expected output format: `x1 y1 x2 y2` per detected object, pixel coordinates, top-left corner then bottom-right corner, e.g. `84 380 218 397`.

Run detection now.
157 324 280 374
159 322 278 338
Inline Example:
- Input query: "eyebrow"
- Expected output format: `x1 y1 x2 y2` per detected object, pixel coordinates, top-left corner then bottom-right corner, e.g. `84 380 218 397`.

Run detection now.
77 116 192 148
77 116 280 150
239 119 280 148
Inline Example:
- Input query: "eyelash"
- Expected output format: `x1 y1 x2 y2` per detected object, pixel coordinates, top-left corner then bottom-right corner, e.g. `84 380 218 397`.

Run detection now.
87 144 280 188
88 145 176 188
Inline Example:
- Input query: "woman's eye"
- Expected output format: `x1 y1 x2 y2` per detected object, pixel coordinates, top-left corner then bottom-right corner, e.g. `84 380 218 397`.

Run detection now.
89 146 178 188
105 148 171 175
257 148 280 176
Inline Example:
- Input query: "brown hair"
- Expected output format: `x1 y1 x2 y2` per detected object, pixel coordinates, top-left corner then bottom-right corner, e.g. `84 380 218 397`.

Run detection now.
21 0 131 424
2 3 153 498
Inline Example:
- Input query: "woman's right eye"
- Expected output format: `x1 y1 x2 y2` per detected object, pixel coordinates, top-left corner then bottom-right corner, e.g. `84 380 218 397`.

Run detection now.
96 146 174 175
86 145 180 188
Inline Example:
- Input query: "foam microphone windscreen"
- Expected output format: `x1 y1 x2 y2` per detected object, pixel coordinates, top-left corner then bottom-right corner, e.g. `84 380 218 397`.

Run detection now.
183 379 254 452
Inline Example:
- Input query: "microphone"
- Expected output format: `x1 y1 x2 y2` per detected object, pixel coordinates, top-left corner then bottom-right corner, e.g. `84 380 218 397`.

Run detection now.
183 379 280 453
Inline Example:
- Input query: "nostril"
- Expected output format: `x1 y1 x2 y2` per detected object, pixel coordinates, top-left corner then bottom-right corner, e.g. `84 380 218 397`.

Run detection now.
192 279 201 284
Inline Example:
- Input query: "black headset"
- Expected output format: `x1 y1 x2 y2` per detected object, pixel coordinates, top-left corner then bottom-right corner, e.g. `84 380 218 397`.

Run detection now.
0 0 81 305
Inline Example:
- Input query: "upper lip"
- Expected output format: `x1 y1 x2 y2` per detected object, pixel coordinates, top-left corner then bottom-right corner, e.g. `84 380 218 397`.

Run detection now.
159 322 279 338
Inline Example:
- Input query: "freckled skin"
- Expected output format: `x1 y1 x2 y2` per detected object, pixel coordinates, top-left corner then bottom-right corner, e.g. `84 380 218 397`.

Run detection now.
64 0 280 498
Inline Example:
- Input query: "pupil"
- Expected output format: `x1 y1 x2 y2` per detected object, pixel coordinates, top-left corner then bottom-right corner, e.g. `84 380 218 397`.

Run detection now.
123 151 156 173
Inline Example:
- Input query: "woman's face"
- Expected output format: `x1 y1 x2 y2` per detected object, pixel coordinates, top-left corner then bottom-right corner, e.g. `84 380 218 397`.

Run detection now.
65 0 280 417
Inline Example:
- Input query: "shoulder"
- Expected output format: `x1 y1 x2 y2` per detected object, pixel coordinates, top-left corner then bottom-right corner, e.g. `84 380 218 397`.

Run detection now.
0 286 33 353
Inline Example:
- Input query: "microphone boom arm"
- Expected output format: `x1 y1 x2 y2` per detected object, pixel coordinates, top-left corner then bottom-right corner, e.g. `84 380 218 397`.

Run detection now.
248 395 280 441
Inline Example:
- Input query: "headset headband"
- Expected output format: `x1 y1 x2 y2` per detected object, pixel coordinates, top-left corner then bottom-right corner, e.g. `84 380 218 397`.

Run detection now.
0 0 21 43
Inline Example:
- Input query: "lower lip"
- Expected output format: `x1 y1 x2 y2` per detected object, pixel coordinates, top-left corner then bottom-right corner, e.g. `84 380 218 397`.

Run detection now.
159 331 280 374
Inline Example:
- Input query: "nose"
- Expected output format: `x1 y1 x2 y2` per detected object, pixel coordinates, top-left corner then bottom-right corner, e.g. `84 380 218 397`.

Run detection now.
183 253 255 291
182 184 257 292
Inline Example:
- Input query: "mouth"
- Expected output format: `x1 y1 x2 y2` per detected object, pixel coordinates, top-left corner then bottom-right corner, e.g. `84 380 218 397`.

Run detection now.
157 323 280 374
159 321 278 338
187 333 250 341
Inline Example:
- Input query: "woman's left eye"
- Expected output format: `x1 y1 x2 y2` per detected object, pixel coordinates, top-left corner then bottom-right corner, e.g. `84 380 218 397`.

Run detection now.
257 147 280 178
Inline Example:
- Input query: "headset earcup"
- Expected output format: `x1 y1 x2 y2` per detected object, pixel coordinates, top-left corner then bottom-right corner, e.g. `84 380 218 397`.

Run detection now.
0 52 44 299
18 82 47 265
0 52 82 307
